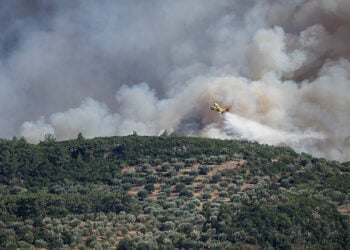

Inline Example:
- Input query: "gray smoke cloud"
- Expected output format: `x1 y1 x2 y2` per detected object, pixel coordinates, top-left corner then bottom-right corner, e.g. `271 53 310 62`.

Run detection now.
1 0 350 161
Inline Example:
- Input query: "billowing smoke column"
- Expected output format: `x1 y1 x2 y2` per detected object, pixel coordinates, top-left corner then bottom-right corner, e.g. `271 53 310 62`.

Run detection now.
1 0 350 161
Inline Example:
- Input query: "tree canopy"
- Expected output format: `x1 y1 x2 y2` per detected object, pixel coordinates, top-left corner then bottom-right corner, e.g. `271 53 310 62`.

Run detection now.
0 135 349 249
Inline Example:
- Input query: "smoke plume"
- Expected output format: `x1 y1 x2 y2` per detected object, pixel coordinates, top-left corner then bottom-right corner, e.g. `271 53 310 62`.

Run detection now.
1 0 350 161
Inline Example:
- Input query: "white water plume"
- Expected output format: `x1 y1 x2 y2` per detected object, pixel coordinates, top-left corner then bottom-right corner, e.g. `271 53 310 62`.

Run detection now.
223 113 326 157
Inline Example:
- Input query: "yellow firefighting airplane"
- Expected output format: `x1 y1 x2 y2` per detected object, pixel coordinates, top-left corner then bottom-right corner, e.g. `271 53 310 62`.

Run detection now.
210 101 232 114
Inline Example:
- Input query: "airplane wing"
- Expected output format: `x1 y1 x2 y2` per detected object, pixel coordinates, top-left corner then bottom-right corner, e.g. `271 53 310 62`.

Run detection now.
210 102 231 113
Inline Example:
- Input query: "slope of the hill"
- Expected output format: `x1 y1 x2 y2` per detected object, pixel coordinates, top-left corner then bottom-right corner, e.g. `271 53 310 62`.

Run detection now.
0 134 349 249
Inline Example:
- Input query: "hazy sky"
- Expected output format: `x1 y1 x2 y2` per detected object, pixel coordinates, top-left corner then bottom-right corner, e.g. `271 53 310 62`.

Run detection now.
1 0 350 161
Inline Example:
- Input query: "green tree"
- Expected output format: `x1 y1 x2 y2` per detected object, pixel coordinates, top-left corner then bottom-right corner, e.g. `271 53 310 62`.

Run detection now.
179 189 193 198
144 183 155 194
138 189 148 200
175 183 186 193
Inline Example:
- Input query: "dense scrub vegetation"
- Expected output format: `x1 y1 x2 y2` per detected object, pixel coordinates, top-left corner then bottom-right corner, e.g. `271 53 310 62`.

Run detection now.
0 134 349 249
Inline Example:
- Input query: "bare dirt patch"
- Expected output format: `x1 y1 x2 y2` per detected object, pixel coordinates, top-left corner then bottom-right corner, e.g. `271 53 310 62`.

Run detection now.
338 204 350 216
124 159 247 202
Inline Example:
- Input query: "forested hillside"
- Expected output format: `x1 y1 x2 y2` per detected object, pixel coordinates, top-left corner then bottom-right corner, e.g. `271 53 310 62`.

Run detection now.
0 134 349 249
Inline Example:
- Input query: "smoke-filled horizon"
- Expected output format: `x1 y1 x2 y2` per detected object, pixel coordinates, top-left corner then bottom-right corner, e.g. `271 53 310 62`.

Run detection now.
1 0 350 161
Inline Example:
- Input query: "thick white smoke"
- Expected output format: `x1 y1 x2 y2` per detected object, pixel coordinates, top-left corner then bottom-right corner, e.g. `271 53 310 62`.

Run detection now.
1 0 350 161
